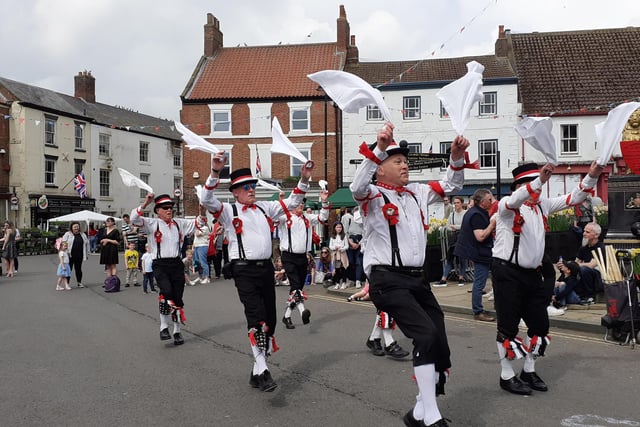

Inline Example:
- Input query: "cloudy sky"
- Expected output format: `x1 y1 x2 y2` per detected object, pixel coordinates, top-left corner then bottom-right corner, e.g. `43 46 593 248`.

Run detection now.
2 0 638 121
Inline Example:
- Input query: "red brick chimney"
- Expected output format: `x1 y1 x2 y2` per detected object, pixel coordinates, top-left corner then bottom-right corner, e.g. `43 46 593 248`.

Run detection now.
495 25 510 57
74 70 95 103
336 5 350 57
204 13 223 57
347 34 359 64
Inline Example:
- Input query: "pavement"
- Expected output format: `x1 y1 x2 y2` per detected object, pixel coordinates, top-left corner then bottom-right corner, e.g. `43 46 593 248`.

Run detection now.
326 278 608 335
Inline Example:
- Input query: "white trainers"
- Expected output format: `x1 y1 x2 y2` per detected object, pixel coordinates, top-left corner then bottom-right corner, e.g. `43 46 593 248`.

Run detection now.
547 305 566 317
200 277 210 284
77 283 85 288
333 283 340 290
56 285 64 291
189 278 200 286
484 290 494 300
355 281 362 289
339 282 347 290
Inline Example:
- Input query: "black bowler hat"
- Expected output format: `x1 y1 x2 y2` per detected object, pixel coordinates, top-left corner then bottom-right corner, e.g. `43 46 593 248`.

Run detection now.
510 163 540 191
228 168 259 191
369 139 410 158
154 194 175 213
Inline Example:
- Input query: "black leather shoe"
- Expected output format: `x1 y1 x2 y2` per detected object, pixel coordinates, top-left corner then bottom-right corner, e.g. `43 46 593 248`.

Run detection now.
159 328 171 341
301 309 311 325
385 341 410 359
366 338 385 356
173 332 184 346
520 370 548 391
426 419 450 427
257 370 277 392
282 317 295 329
403 410 423 427
249 371 260 388
500 376 532 395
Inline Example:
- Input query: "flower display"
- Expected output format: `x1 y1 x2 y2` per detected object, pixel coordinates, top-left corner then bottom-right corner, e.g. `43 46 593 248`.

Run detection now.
427 217 448 246
547 208 575 232
594 204 608 227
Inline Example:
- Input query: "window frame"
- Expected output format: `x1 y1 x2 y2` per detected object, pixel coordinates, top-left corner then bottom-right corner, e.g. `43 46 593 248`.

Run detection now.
366 105 383 121
99 169 111 197
45 115 57 146
98 133 111 157
290 147 311 177
479 92 497 116
439 101 449 119
139 173 150 198
560 124 579 155
439 141 452 170
139 141 150 162
44 155 57 186
74 122 85 150
173 145 182 168
403 96 421 120
478 139 498 169
290 107 310 132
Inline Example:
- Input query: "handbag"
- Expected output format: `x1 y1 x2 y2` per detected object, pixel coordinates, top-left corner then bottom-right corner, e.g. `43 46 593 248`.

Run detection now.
207 234 216 257
314 271 325 284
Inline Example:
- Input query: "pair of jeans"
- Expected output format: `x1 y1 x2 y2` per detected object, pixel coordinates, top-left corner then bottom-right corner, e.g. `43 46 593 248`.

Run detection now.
554 283 582 306
194 246 210 278
472 262 490 314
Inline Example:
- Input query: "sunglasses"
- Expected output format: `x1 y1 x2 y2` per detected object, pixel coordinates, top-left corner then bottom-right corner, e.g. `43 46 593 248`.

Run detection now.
158 206 173 210
243 183 257 190
321 251 329 254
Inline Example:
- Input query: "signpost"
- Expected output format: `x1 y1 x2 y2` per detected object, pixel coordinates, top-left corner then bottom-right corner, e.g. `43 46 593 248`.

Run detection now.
349 153 450 171
174 188 182 216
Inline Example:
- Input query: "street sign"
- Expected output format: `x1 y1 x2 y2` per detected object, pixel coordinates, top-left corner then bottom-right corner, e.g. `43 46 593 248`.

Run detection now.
10 196 18 205
173 188 182 198
348 153 450 171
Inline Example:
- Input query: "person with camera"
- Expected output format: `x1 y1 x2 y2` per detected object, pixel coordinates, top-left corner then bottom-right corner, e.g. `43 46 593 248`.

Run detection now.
200 153 314 392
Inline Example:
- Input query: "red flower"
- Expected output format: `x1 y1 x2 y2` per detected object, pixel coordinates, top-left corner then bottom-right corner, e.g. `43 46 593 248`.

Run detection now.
232 217 243 234
382 203 399 225
154 230 162 243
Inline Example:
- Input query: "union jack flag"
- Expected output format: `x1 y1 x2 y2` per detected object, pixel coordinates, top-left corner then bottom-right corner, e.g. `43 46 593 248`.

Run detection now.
255 148 262 177
74 171 87 199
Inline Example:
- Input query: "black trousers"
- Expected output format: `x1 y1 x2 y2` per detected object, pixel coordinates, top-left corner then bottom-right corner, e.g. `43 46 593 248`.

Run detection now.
492 258 553 340
233 261 276 336
281 251 307 292
153 258 185 307
68 256 83 283
368 267 451 370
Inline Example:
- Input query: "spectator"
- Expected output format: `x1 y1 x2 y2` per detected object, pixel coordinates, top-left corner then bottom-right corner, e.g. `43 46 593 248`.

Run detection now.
124 242 140 288
550 260 588 311
193 223 212 284
121 214 139 250
340 208 353 232
13 226 21 273
454 189 496 321
434 196 468 286
329 222 349 289
316 246 335 285
88 223 98 253
1 221 17 277
183 249 198 286
304 252 315 286
574 196 594 232
55 241 72 291
442 196 453 220
572 222 605 299
140 243 156 293
61 222 90 288
346 206 365 288
210 222 226 279
99 217 121 280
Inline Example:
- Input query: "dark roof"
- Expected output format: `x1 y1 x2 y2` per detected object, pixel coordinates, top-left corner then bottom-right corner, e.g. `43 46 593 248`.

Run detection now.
183 43 343 101
508 27 640 116
0 76 181 141
344 55 516 86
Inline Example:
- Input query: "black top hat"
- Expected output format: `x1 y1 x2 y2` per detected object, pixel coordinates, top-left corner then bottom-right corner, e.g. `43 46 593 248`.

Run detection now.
369 139 410 158
229 168 258 191
510 163 540 191
154 194 175 213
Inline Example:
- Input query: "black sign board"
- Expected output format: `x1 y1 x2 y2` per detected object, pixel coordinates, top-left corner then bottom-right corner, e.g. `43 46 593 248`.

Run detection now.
349 153 449 171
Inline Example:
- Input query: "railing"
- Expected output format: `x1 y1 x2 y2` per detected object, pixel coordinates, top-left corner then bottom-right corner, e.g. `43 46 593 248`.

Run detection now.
18 236 58 255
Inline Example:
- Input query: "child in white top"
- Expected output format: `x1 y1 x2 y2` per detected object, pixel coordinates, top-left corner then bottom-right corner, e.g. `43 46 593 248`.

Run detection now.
56 241 72 291
141 243 156 293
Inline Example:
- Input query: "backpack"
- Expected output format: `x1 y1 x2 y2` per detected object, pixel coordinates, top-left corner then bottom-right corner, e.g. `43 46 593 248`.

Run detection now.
104 275 121 293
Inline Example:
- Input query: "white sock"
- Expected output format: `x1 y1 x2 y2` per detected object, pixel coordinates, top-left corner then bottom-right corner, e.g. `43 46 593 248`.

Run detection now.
382 329 394 347
369 323 381 341
251 345 268 375
497 341 516 380
173 321 181 335
412 392 424 421
284 306 292 318
160 314 170 330
414 364 442 425
523 336 536 373
297 302 306 315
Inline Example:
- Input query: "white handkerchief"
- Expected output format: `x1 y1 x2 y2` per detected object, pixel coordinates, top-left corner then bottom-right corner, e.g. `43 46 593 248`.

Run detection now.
175 121 220 155
258 179 281 192
194 185 203 202
595 102 640 166
514 117 557 165
307 70 392 122
270 117 308 163
436 61 485 135
118 168 153 193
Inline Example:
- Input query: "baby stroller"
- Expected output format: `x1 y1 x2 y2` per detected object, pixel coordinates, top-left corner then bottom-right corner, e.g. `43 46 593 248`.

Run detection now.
601 250 639 348
439 227 474 282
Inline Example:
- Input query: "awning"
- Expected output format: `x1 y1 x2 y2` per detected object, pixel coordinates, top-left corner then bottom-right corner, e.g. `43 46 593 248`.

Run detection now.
328 188 356 208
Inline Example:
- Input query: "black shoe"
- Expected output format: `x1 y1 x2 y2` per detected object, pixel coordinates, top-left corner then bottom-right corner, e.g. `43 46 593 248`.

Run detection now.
403 410 422 427
282 316 295 329
125 283 130 287
143 290 148 294
301 309 311 325
366 338 385 356
173 332 184 346
134 283 141 287
159 328 171 341
385 341 410 359
500 376 532 395
249 372 260 388
520 370 548 391
426 420 450 427
257 370 277 392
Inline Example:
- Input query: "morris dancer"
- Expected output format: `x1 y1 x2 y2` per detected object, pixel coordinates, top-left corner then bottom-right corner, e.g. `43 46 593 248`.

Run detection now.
131 194 208 346
492 161 603 395
201 156 314 392
278 194 330 329
350 122 470 427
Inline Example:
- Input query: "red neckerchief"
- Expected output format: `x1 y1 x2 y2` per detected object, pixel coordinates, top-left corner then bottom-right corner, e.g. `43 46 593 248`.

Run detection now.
377 182 412 195
524 200 539 214
242 204 257 211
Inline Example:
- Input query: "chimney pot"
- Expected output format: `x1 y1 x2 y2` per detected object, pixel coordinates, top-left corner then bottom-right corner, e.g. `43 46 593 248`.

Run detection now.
74 70 96 103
